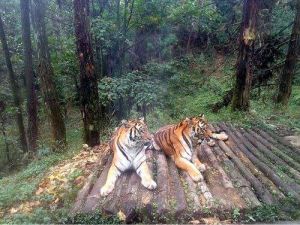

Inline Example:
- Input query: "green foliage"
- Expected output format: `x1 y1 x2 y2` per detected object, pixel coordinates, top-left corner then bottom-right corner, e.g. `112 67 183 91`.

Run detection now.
69 212 121 224
245 204 280 223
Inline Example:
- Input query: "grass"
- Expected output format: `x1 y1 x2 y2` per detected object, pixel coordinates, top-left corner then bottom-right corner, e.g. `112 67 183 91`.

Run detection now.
0 110 84 223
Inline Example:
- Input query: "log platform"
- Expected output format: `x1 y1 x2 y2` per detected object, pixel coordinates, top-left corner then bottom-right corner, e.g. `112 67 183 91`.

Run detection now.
70 123 300 223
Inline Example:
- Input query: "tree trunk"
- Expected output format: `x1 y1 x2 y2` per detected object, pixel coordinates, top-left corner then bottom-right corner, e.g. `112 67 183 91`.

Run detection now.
0 101 10 164
232 0 259 111
32 0 66 149
20 0 38 152
0 14 29 153
276 0 300 105
74 0 101 146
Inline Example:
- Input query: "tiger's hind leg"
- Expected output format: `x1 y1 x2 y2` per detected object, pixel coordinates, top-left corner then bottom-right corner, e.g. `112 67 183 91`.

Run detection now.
100 162 121 196
174 155 203 182
135 160 157 190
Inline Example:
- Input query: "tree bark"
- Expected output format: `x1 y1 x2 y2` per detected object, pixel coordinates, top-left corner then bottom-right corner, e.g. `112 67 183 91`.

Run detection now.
276 0 300 105
232 0 259 111
74 0 101 146
32 0 66 149
0 14 29 153
20 0 38 152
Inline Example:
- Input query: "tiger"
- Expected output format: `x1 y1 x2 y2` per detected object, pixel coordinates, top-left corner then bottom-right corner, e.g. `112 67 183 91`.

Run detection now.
100 117 157 196
152 114 228 182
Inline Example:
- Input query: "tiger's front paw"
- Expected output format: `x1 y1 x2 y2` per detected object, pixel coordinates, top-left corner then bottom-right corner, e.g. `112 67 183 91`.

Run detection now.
197 163 206 172
141 178 157 190
194 160 206 172
190 169 204 182
100 183 114 196
219 132 228 141
207 139 216 147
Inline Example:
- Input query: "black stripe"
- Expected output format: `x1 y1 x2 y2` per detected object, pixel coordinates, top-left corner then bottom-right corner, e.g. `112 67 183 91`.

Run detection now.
136 146 144 156
117 137 130 161
129 127 134 141
175 133 191 157
136 159 146 171
182 131 192 149
114 163 122 173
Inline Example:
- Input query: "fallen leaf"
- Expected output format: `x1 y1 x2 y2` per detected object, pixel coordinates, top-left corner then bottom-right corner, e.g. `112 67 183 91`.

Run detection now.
117 210 126 221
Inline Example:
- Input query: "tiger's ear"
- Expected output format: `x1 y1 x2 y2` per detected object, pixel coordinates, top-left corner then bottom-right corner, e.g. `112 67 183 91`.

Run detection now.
139 117 145 123
199 113 205 119
120 119 128 126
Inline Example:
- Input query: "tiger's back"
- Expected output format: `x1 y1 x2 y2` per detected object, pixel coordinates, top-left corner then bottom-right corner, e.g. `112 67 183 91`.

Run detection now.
153 120 192 159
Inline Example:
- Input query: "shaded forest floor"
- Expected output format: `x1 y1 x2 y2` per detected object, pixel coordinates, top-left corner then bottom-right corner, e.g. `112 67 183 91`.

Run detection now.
0 53 299 223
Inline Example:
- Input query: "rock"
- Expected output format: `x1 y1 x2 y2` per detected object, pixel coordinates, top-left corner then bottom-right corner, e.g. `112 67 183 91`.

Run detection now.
283 135 300 148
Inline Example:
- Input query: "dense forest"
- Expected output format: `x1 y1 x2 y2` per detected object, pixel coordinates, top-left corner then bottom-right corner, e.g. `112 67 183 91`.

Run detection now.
0 0 300 223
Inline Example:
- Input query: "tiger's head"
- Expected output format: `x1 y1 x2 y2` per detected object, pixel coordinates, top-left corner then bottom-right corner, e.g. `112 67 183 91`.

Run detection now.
189 114 209 139
120 117 152 147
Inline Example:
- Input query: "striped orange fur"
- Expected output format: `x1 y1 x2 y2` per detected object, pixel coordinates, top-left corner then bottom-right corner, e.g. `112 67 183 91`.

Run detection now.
153 114 228 181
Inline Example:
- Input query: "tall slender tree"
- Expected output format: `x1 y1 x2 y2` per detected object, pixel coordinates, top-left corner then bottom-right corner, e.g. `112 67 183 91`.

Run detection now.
20 0 38 152
74 0 101 146
0 14 28 153
277 0 300 105
232 0 259 111
32 0 66 148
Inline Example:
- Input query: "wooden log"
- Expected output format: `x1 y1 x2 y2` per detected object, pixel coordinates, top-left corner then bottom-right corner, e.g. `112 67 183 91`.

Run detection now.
242 128 300 180
102 173 128 215
198 144 244 211
226 124 300 201
156 151 170 216
218 123 285 200
211 143 261 209
201 143 234 189
181 171 201 214
259 127 300 153
70 152 110 215
196 144 214 206
253 128 300 163
167 157 188 217
235 127 300 193
81 155 113 212
247 128 300 170
119 172 140 223
213 124 274 204
138 149 155 221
